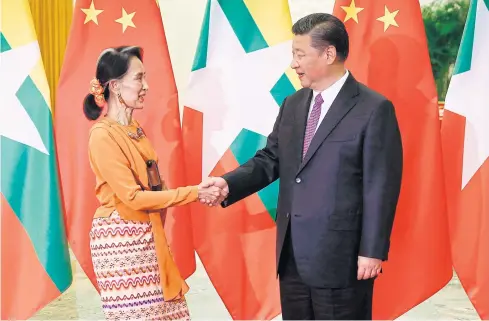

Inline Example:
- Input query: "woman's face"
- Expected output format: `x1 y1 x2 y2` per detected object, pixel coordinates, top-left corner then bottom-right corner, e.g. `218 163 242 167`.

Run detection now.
117 57 148 109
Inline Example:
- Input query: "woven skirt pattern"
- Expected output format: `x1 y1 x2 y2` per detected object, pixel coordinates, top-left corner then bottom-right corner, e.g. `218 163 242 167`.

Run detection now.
89 211 190 320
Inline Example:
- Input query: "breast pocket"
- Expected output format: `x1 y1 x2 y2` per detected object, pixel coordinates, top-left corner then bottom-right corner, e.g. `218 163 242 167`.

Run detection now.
326 133 358 142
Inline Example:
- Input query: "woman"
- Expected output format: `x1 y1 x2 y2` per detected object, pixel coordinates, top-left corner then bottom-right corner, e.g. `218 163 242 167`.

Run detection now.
84 46 220 320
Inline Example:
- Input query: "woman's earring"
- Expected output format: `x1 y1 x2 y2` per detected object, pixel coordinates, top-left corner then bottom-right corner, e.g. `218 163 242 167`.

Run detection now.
117 92 124 105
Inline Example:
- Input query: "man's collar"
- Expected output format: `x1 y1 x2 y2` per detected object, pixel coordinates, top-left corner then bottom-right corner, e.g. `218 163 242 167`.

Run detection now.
313 69 350 97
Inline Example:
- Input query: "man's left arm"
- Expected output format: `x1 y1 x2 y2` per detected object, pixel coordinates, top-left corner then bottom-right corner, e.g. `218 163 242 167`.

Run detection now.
360 99 403 263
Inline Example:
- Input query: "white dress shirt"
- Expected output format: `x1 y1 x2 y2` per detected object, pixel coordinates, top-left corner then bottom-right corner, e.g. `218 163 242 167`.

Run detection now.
308 70 350 134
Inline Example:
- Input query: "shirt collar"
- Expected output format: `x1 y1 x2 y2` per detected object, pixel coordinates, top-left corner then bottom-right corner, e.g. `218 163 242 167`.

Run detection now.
312 69 350 99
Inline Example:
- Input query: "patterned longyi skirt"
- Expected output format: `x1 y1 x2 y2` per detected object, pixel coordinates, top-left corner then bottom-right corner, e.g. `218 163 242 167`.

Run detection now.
89 211 190 320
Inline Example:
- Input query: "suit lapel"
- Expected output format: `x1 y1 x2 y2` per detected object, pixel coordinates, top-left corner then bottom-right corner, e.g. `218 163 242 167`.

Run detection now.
292 89 313 168
297 74 360 174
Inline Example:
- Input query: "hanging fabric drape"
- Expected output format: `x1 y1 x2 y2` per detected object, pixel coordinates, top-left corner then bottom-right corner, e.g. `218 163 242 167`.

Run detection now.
28 0 73 111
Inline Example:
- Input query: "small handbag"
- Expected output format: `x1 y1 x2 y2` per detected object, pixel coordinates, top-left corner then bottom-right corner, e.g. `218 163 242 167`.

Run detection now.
146 159 163 191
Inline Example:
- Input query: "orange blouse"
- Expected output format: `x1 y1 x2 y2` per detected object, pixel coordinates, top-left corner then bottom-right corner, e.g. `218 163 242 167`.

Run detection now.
87 117 195 301
88 118 198 219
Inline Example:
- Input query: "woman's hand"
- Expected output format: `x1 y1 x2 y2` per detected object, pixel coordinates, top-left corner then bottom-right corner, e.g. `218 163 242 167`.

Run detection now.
197 183 222 205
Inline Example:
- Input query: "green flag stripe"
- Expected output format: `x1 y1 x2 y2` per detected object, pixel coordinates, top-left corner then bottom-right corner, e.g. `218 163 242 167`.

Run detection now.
230 129 279 220
271 73 296 106
1 139 72 292
1 32 12 53
453 0 478 75
0 76 72 291
217 0 268 53
191 0 211 71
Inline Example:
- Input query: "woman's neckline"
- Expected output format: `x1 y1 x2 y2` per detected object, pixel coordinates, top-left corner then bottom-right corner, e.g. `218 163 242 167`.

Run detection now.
103 116 137 128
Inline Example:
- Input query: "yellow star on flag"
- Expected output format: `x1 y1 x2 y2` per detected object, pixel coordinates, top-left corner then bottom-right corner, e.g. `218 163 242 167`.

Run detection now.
376 6 399 32
115 8 136 33
81 0 103 25
340 0 364 23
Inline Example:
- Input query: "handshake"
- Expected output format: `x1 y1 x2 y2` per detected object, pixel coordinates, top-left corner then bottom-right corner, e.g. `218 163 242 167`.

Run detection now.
197 177 229 206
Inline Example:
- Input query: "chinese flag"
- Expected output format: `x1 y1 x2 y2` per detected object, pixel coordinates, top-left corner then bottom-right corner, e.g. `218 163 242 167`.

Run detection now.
333 0 452 319
55 0 195 289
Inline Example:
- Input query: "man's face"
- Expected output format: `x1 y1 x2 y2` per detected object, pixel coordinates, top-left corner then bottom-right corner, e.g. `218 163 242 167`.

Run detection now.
290 34 331 89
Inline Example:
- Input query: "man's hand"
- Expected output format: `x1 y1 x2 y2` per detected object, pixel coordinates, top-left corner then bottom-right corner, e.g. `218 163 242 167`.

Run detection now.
197 182 221 205
357 256 382 280
198 177 229 206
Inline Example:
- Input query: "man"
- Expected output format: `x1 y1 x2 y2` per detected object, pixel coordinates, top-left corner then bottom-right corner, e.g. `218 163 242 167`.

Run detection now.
202 13 403 320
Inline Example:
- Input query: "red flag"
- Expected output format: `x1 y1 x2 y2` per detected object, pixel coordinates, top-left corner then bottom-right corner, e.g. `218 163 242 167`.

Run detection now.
55 0 195 289
441 0 489 317
333 0 452 318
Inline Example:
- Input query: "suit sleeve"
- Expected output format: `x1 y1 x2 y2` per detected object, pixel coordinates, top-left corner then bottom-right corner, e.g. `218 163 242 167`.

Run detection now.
89 128 199 211
221 98 287 207
360 99 403 260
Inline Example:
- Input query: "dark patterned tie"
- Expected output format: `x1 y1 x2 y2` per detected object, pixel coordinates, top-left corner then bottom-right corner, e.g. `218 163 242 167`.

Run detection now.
303 93 324 159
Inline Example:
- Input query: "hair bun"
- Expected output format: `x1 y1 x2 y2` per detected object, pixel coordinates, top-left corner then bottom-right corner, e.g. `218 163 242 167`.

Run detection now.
89 78 105 108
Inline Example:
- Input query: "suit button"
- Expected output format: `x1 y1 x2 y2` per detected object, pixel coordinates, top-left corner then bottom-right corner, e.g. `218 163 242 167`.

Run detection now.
286 212 290 218
295 177 301 183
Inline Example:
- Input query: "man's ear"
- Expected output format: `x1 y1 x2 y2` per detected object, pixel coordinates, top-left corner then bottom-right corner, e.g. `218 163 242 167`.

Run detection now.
325 46 337 65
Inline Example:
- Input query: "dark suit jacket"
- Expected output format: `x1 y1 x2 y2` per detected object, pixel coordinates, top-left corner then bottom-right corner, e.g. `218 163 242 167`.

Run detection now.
221 73 403 288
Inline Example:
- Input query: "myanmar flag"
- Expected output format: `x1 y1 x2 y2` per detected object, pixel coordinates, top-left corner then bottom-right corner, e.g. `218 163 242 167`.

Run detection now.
182 0 298 319
0 0 72 319
442 0 489 318
55 0 195 290
333 0 452 319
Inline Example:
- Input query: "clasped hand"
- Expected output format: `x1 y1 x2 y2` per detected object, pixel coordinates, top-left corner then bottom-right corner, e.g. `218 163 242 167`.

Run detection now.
197 177 229 206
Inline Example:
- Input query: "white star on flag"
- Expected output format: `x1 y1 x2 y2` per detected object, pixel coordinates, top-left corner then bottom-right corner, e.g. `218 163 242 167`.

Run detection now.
0 42 49 155
444 0 489 189
184 1 293 179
